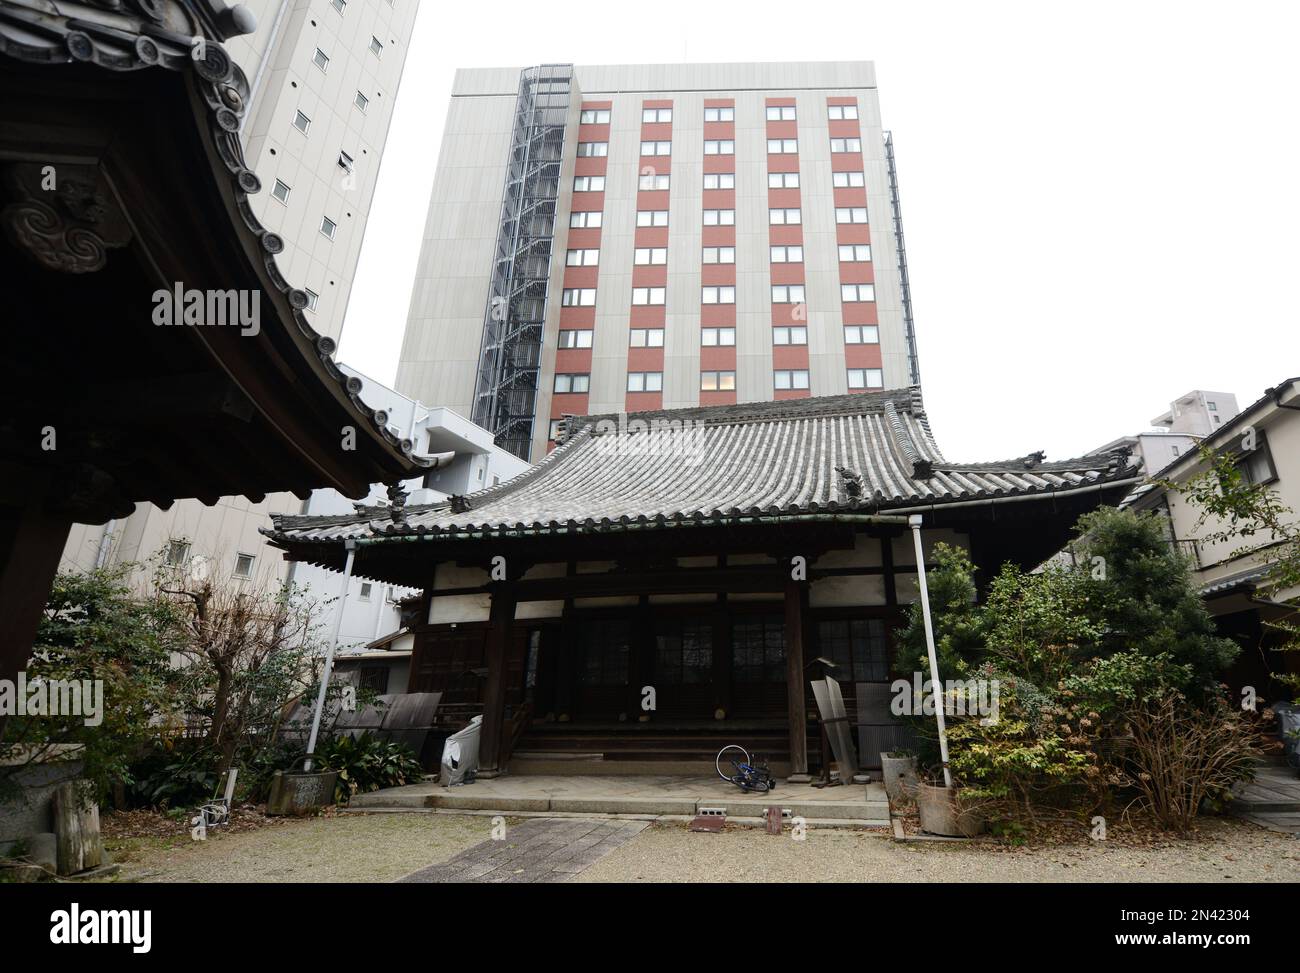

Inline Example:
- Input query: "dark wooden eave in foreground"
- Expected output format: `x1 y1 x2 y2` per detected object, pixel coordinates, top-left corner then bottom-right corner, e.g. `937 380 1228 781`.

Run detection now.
0 0 430 711
0 0 432 524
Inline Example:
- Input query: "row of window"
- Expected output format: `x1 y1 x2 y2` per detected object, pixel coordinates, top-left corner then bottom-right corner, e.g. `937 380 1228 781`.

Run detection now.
551 367 883 398
556 324 880 348
576 105 859 125
578 136 863 158
572 207 866 229
572 171 866 193
562 284 876 306
568 244 870 266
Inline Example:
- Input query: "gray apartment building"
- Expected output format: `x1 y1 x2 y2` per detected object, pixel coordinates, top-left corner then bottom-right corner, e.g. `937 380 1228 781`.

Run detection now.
396 61 919 460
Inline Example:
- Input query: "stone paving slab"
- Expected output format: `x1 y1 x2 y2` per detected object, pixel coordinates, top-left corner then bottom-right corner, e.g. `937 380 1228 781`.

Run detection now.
349 774 889 822
397 818 650 884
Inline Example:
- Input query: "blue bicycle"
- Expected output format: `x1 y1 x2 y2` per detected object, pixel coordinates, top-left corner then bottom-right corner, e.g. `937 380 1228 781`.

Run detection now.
716 744 777 793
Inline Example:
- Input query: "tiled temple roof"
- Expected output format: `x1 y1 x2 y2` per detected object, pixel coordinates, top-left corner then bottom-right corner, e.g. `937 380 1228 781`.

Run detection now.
263 387 1141 546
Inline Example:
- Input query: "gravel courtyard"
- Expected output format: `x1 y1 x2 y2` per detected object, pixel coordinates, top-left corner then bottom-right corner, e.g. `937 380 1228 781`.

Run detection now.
105 811 1300 883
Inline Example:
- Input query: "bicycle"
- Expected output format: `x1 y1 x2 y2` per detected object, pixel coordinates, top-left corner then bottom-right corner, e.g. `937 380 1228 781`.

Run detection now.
715 744 777 793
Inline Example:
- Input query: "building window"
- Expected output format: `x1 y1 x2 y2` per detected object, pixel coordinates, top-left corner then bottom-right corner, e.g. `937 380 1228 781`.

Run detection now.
768 172 800 189
576 141 608 157
841 283 875 303
554 373 590 394
817 618 887 682
580 108 611 123
579 619 631 687
636 210 669 227
847 368 884 390
701 246 735 264
631 286 666 306
774 369 810 391
701 286 735 305
234 553 256 577
565 248 599 266
1207 401 1218 411
627 371 663 393
766 138 798 154
771 284 806 304
702 209 735 226
271 179 291 204
331 0 346 11
320 216 337 239
354 90 369 112
304 288 319 311
769 207 801 225
639 173 670 190
642 107 673 123
558 329 593 348
701 327 735 347
369 36 383 56
844 325 879 344
830 137 863 153
766 105 797 121
703 172 735 190
704 139 735 155
312 47 329 72
570 211 602 228
573 175 606 192
165 540 190 566
640 140 672 156
700 370 736 392
833 171 866 188
293 110 311 134
629 328 664 347
838 244 872 262
770 245 803 263
338 150 355 173
1171 445 1181 456
1235 441 1277 485
773 326 807 345
704 106 734 122
634 247 667 265
827 104 859 121
835 206 868 224
561 288 596 306
358 582 373 601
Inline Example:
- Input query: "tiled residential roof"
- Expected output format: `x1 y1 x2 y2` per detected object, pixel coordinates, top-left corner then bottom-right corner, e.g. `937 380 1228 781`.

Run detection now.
263 387 1141 546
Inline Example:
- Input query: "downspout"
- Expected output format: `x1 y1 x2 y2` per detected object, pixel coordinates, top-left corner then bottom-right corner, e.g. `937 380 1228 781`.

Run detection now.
94 520 116 569
909 514 952 787
304 539 356 771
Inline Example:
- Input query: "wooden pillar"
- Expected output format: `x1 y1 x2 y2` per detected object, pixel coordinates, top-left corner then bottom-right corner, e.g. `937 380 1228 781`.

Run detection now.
477 581 516 778
784 576 811 782
0 500 73 740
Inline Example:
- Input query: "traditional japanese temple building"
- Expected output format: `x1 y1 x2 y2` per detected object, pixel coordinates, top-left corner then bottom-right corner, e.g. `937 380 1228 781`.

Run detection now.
265 387 1142 779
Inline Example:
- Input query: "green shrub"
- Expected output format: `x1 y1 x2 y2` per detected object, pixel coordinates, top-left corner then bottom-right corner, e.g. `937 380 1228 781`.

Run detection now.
312 733 423 803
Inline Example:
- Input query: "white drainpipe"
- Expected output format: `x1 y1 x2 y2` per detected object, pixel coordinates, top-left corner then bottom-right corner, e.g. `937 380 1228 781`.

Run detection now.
910 513 953 788
304 539 356 771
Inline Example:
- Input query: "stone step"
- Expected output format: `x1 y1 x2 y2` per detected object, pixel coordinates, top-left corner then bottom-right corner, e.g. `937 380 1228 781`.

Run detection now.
509 757 793 777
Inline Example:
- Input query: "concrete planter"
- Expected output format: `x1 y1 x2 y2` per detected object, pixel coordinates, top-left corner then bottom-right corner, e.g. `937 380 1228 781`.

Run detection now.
266 769 339 815
916 782 985 837
879 752 918 802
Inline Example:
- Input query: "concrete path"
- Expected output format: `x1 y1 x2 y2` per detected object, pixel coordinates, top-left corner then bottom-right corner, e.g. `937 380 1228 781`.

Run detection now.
397 818 649 883
348 773 888 825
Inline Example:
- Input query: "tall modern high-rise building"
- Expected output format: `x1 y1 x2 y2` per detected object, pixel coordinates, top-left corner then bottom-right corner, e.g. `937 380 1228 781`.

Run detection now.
61 0 420 581
396 61 920 460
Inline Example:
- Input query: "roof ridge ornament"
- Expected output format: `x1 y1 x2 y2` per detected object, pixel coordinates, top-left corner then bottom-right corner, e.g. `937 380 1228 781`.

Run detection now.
386 481 408 524
834 466 863 499
449 494 472 515
1022 450 1046 469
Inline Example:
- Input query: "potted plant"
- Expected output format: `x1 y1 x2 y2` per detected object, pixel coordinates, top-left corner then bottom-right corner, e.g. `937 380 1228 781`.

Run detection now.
879 749 918 802
915 778 985 837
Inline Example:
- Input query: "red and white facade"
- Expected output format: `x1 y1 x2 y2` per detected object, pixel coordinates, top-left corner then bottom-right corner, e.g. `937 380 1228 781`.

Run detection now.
397 61 915 460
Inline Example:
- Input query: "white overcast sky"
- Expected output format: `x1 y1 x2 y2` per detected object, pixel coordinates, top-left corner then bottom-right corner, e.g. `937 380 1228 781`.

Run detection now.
338 0 1299 462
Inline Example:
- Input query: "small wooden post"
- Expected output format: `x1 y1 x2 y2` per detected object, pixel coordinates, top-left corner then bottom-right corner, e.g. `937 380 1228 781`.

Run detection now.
52 781 102 875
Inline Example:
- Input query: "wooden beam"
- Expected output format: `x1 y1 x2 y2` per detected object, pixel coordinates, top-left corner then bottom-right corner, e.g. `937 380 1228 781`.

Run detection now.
784 574 810 782
476 582 517 777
